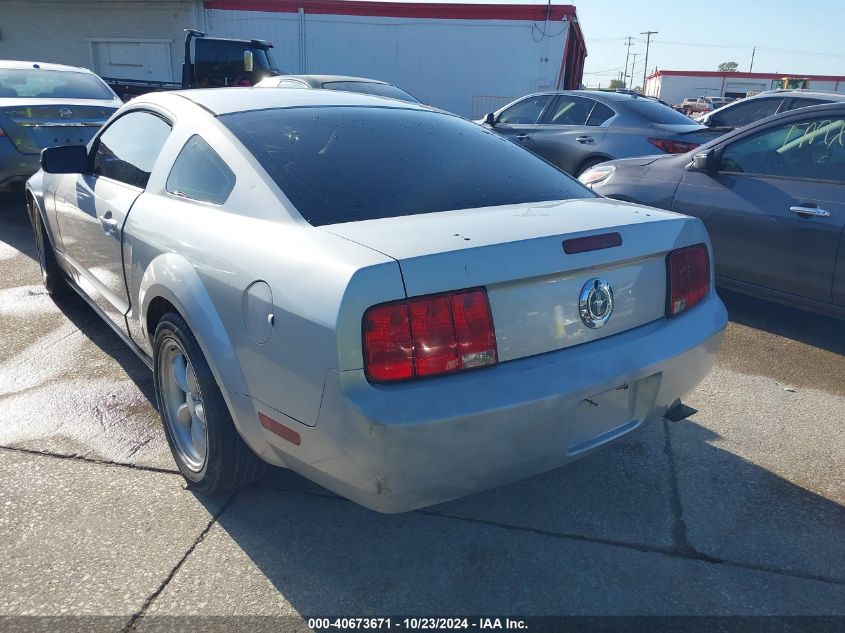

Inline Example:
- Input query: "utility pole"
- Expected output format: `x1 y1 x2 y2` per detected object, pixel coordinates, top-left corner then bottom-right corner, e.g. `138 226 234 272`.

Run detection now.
629 52 639 89
749 46 756 72
623 36 634 89
640 30 658 94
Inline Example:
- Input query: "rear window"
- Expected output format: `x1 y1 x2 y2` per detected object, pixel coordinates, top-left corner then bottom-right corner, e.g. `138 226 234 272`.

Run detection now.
0 69 113 100
321 81 420 104
627 99 700 125
221 106 594 226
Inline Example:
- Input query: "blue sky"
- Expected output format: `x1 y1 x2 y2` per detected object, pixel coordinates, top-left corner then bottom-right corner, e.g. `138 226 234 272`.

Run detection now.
383 0 845 85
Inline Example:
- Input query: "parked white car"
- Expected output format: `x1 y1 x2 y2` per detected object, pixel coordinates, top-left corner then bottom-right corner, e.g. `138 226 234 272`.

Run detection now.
26 88 726 512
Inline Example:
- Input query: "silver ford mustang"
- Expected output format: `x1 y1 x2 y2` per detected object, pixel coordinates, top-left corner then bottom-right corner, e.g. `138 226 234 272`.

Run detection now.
26 88 727 512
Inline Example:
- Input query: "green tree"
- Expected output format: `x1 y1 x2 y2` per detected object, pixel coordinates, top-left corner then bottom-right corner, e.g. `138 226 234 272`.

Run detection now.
608 78 626 90
718 61 739 72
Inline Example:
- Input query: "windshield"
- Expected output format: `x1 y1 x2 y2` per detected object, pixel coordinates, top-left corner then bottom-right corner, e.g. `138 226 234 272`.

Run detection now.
0 69 113 100
321 81 420 104
627 99 702 125
222 106 594 226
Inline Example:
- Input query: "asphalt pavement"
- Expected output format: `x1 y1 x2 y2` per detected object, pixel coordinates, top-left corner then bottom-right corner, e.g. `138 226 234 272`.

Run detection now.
0 192 843 629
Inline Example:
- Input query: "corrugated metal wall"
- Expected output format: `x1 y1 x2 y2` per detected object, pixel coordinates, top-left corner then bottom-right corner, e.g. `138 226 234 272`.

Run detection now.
203 8 570 117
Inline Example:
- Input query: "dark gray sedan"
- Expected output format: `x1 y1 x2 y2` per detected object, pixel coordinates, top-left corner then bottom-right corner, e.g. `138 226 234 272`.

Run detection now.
581 102 845 318
480 90 721 176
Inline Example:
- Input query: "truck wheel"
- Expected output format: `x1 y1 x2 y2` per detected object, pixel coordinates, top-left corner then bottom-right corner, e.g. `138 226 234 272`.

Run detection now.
31 204 68 297
153 311 266 494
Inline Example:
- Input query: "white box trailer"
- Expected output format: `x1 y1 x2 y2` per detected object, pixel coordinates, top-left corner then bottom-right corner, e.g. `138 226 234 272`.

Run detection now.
202 0 587 117
646 70 845 105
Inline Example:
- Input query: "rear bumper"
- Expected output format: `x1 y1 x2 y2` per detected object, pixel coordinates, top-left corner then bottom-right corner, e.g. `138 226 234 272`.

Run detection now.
0 139 39 191
253 293 727 513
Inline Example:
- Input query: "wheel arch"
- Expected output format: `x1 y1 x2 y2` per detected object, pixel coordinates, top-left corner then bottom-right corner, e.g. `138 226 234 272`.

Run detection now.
138 253 249 399
574 154 613 177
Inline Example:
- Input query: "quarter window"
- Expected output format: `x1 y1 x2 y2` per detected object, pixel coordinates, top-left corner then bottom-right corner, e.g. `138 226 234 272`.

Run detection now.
718 116 845 183
497 95 552 125
93 111 171 188
166 135 236 205
586 102 615 126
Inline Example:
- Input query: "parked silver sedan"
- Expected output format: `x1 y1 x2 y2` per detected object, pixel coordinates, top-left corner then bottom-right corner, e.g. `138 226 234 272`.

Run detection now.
26 88 726 512
0 61 121 191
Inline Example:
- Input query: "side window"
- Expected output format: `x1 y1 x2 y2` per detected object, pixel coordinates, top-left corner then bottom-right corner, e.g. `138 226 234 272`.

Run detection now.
586 102 615 126
93 111 171 188
783 98 826 112
714 98 782 128
166 135 236 205
543 96 595 126
718 116 845 183
497 95 552 125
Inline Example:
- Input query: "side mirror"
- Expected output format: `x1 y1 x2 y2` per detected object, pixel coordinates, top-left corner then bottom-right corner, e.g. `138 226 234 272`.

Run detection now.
691 150 716 174
483 112 496 127
40 145 88 174
243 50 254 73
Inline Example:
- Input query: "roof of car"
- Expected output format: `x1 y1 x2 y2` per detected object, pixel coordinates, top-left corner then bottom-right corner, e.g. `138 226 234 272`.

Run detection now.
751 89 845 100
0 60 94 73
159 86 428 115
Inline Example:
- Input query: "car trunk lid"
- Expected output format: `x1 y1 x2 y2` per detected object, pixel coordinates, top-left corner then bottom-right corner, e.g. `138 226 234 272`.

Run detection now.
324 198 698 362
0 101 116 154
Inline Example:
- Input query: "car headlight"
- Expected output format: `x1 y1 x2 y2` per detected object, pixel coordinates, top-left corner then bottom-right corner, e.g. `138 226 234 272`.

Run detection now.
578 164 615 187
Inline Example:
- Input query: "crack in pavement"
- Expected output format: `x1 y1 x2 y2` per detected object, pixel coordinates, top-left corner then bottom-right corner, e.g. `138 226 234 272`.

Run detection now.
122 489 241 631
663 418 695 556
0 444 178 475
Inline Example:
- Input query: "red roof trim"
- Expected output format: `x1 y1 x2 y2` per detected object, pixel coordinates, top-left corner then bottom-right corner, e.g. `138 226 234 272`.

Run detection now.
203 0 576 21
647 69 845 82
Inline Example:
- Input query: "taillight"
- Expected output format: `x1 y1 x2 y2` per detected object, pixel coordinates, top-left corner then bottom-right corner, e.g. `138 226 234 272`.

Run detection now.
666 244 710 316
648 137 699 154
0 126 6 138
363 288 497 383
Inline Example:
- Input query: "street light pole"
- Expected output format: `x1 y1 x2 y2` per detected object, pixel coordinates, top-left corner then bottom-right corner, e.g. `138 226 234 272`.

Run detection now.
750 46 756 72
640 30 658 94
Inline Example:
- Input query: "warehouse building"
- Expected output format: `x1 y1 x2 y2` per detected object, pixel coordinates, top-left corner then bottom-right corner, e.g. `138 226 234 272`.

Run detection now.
645 70 845 105
0 0 587 117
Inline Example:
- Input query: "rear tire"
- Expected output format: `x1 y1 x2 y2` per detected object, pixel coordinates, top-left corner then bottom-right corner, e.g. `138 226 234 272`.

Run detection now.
153 311 266 494
30 202 68 297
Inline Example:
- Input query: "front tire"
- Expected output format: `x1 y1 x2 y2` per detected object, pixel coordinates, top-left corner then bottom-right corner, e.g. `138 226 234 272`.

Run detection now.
30 202 68 297
153 312 266 494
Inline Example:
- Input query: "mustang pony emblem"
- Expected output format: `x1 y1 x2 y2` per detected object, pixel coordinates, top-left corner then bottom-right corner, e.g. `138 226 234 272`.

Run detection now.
579 278 614 329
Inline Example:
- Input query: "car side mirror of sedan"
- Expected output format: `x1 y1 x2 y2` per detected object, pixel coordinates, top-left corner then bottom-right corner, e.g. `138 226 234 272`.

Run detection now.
483 112 496 127
691 150 716 175
41 145 88 174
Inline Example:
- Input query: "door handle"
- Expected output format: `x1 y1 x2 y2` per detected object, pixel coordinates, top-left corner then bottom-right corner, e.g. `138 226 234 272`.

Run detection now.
99 213 118 234
515 134 530 141
790 206 831 218
576 136 594 144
